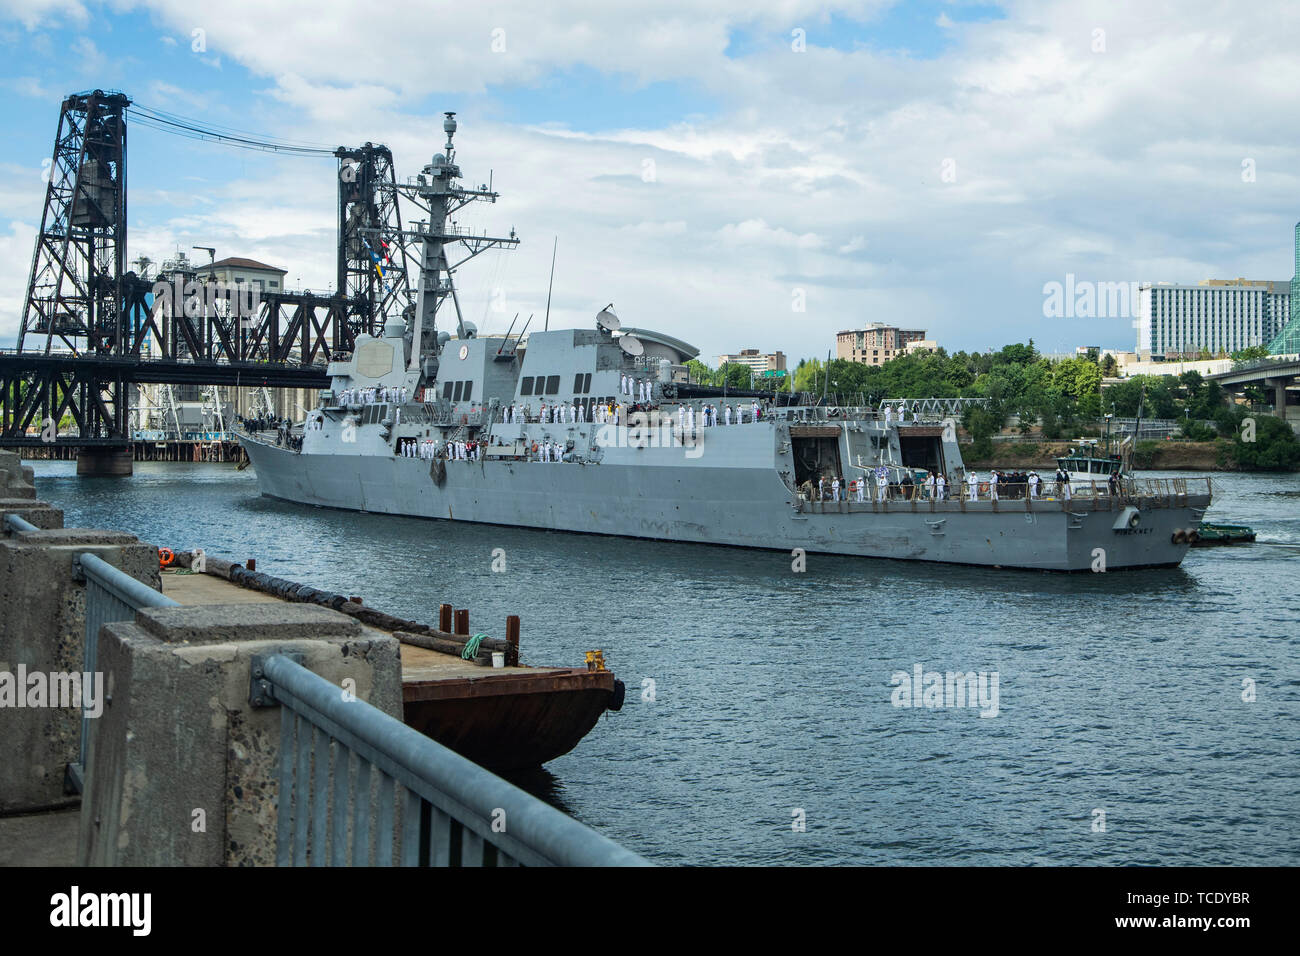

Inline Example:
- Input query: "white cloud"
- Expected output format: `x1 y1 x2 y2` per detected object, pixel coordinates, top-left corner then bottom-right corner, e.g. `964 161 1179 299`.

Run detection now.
5 0 1300 360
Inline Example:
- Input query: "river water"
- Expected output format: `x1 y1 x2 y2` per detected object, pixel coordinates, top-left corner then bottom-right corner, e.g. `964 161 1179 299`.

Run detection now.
29 462 1300 865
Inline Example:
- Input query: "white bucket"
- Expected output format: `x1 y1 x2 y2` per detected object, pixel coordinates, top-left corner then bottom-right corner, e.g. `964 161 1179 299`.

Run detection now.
491 651 505 669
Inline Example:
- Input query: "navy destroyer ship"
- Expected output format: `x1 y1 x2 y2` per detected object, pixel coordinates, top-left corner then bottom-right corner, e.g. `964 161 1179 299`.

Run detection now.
239 115 1211 571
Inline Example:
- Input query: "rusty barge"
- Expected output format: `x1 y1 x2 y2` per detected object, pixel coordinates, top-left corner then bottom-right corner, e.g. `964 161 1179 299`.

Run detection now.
160 551 623 771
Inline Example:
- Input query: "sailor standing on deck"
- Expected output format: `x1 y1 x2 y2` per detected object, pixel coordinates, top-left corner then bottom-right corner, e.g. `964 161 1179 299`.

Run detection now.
925 471 936 500
989 470 999 501
967 470 979 501
1029 471 1040 498
876 466 889 502
936 472 947 500
724 405 732 426
831 477 841 502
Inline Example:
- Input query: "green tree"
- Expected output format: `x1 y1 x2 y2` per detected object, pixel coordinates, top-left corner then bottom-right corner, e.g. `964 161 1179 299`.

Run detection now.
1229 415 1300 470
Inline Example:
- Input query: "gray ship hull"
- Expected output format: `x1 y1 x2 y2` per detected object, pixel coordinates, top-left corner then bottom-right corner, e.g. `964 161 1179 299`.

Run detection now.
240 431 1209 572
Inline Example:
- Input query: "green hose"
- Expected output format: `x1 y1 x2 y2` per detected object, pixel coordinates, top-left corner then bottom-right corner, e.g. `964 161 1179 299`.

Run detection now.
461 633 487 660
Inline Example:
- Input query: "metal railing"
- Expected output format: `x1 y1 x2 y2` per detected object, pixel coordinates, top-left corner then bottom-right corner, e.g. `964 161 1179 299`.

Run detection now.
67 552 180 793
253 653 650 867
3 512 38 533
797 476 1212 512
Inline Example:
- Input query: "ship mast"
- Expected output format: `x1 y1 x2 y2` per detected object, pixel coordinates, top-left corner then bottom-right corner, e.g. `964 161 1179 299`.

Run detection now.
396 112 520 379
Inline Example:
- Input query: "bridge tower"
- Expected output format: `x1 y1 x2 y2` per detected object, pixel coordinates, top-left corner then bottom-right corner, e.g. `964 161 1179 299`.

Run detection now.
335 143 412 340
16 90 135 473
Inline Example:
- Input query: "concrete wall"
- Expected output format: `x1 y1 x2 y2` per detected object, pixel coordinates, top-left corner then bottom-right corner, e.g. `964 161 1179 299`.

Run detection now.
0 449 63 529
0 526 159 813
78 602 401 866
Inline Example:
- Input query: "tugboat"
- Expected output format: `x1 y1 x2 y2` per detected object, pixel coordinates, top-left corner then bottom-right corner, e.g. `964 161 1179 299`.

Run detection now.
239 114 1213 572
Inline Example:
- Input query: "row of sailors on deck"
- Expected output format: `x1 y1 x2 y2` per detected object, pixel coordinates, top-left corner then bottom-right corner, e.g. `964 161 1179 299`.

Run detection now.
621 375 655 403
808 468 1056 503
880 404 926 425
399 438 480 461
503 400 767 427
338 386 408 406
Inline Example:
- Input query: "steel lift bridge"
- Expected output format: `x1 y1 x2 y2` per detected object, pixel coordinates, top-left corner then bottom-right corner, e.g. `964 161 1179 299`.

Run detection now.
0 89 420 473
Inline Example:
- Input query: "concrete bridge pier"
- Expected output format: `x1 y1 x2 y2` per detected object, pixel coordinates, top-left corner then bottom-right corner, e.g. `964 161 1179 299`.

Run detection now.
76 445 133 477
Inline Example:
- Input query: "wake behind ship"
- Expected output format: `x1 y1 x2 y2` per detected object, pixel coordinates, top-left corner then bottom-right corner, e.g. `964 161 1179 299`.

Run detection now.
239 114 1211 572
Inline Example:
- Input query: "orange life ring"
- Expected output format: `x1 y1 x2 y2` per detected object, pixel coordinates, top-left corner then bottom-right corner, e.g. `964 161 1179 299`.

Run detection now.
978 481 990 495
158 547 175 567
531 442 538 453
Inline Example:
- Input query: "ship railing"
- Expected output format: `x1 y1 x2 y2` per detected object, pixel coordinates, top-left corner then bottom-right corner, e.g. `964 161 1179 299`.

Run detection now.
794 476 1212 512
252 652 651 867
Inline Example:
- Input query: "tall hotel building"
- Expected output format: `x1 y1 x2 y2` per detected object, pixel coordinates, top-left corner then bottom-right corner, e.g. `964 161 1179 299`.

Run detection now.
1136 279 1290 358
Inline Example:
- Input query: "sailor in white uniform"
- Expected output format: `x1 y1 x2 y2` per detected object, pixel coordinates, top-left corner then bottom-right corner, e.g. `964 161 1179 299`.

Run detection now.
925 471 936 500
989 470 999 501
936 473 946 500
831 477 840 502
1029 471 1040 498
876 467 889 503
724 405 732 426
967 470 979 501
883 405 893 426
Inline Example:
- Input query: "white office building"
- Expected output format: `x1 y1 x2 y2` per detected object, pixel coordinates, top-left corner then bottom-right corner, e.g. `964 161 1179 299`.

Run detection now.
1136 279 1290 358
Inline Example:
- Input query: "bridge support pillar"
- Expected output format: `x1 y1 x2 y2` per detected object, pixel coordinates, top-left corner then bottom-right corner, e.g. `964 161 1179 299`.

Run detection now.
1267 378 1289 418
76 445 133 477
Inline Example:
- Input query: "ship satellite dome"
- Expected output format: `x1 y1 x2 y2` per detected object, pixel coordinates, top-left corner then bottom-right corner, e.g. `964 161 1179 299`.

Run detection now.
437 331 451 347
433 153 446 166
596 308 621 332
618 334 644 357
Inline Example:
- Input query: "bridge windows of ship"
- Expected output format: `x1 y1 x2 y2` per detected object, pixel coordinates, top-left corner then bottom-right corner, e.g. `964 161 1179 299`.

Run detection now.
572 372 593 394
442 380 474 402
519 375 562 397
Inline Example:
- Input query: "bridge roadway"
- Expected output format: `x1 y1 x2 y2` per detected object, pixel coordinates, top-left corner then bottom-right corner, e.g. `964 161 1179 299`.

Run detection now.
1205 356 1300 422
0 350 330 388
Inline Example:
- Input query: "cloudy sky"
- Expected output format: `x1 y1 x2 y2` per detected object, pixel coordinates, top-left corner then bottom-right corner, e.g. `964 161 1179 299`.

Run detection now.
2 0 1298 362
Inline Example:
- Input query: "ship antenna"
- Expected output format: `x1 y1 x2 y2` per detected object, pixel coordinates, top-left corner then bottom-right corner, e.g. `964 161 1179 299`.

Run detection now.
544 236 557 331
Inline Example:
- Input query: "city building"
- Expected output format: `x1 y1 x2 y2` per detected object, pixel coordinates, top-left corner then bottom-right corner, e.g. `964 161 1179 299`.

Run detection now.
1136 278 1290 358
194 256 288 292
836 323 928 366
1268 222 1300 355
716 348 787 374
134 252 310 436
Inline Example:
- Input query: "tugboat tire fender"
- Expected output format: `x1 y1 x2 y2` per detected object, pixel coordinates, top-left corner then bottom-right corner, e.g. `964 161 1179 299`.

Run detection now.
1172 529 1187 544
